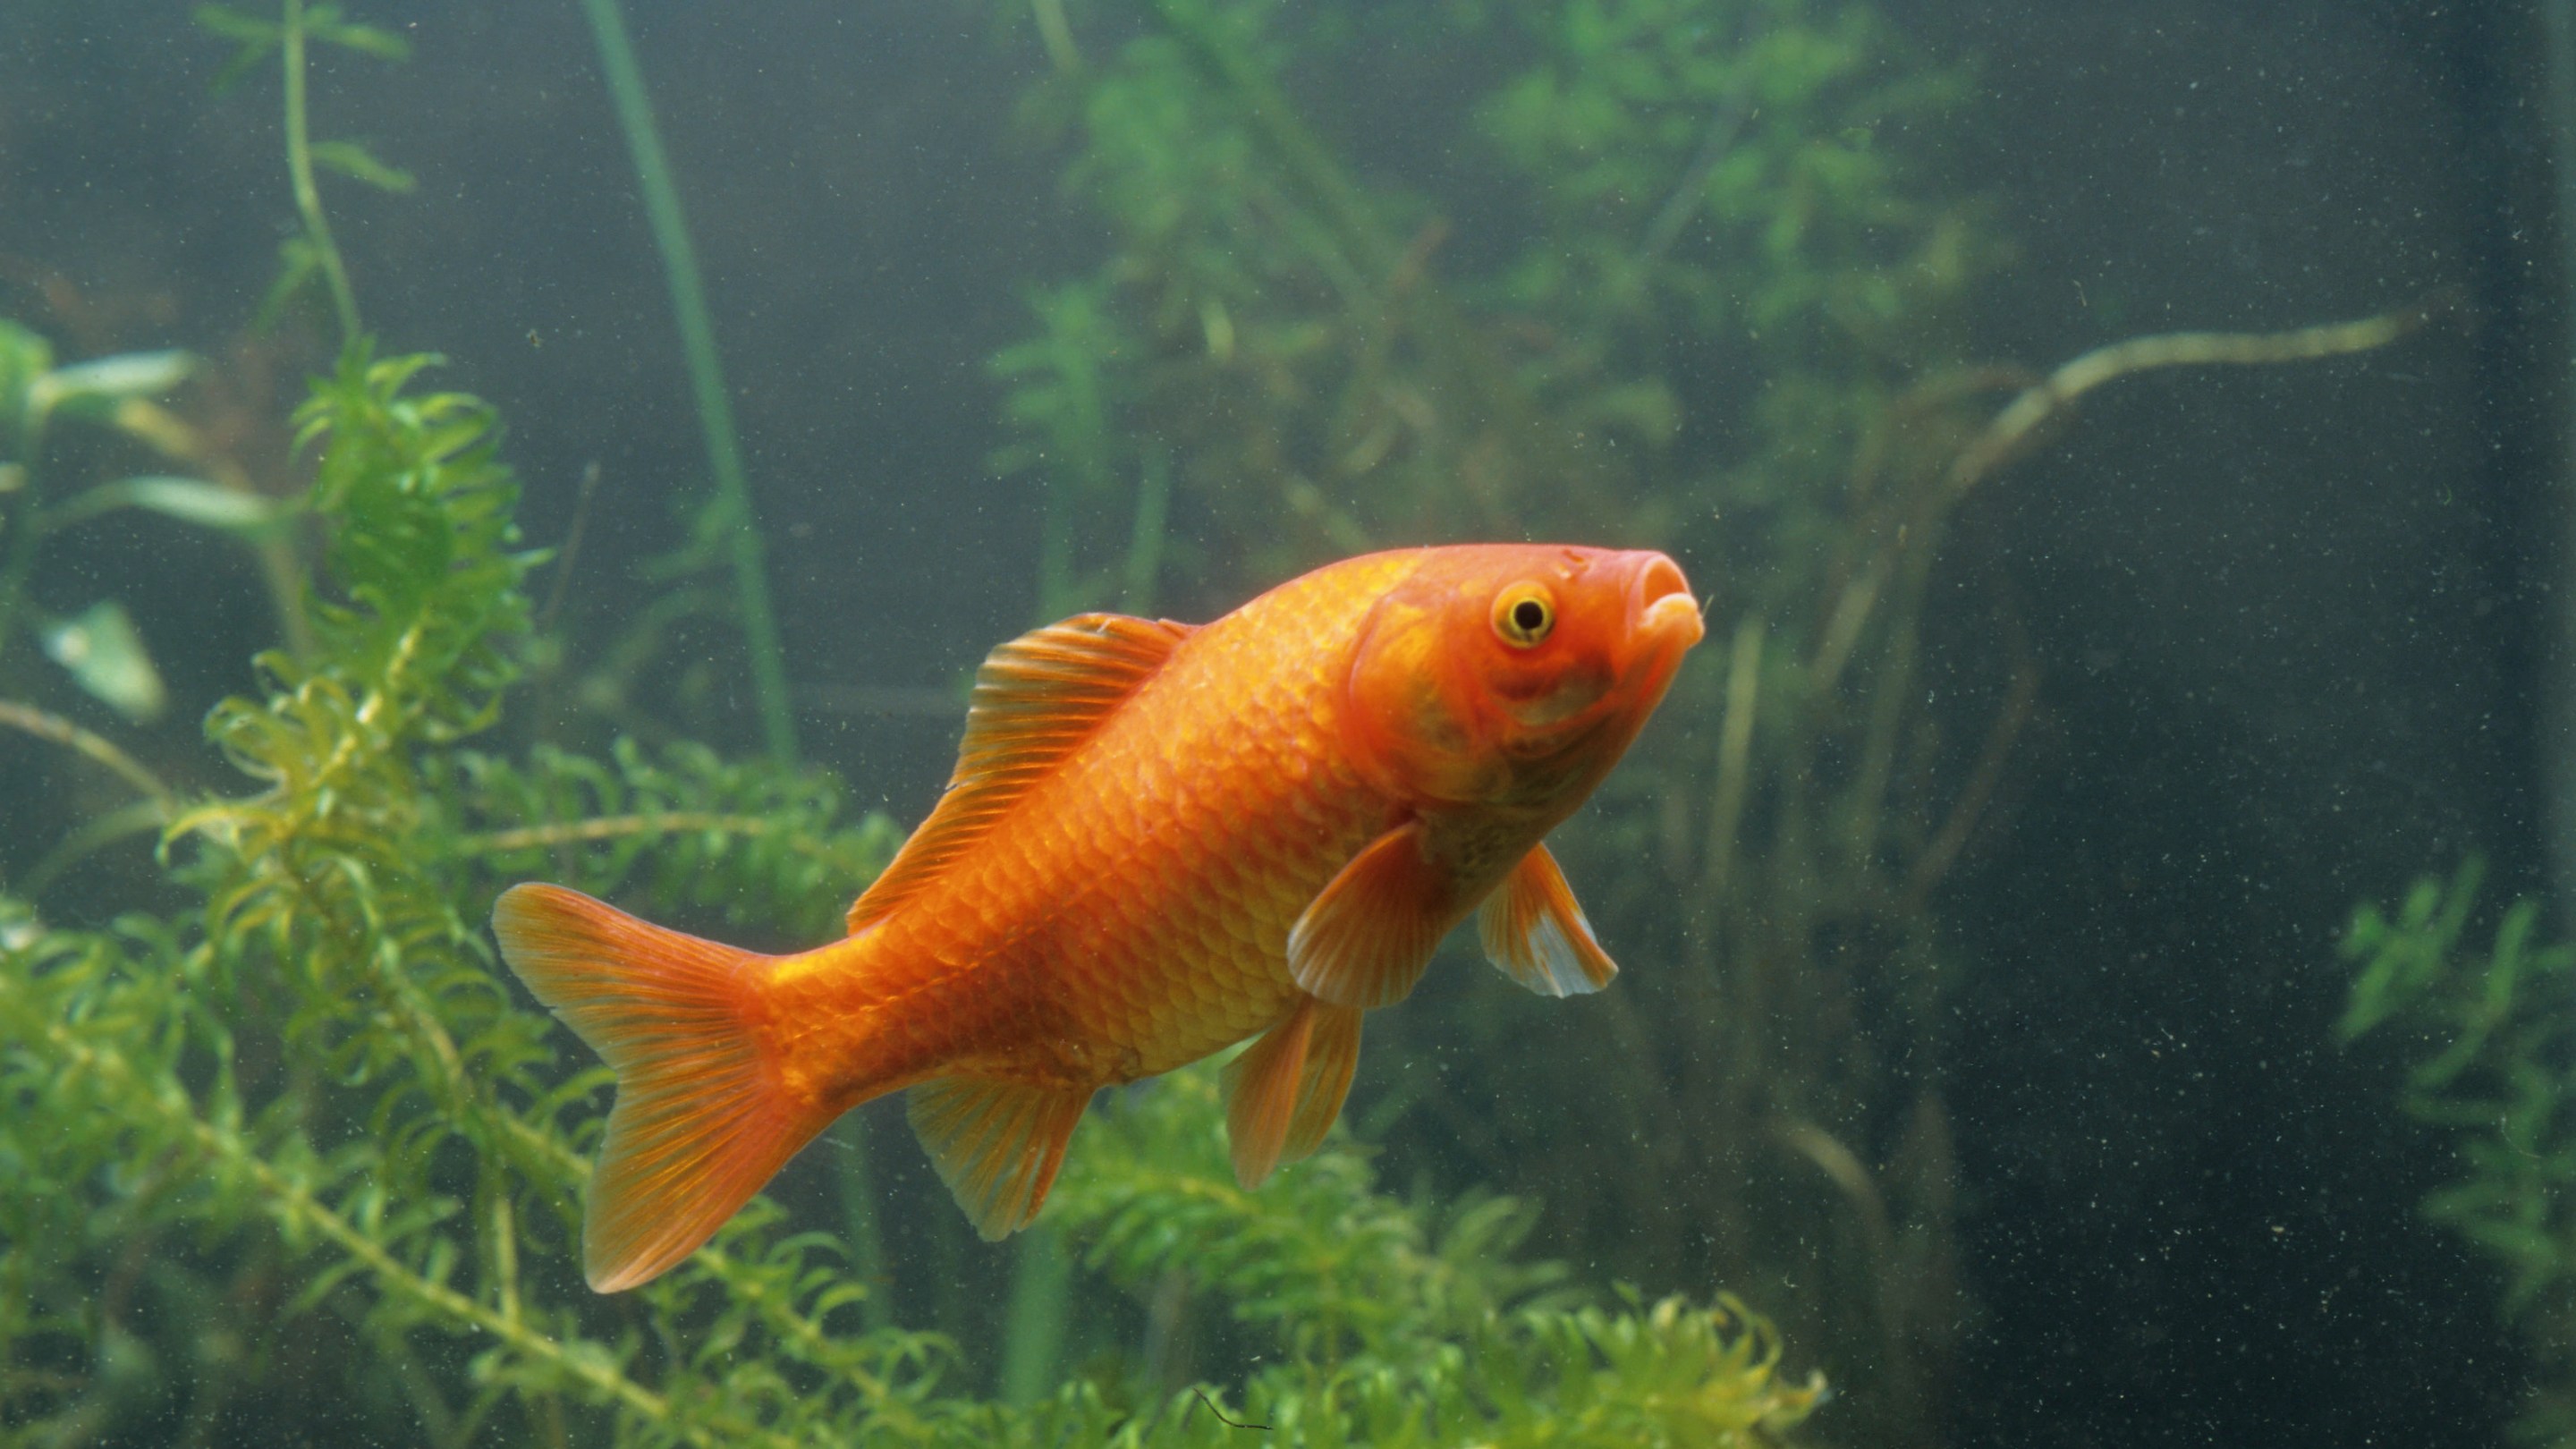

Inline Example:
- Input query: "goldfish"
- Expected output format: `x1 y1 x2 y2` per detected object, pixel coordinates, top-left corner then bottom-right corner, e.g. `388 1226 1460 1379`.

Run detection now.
493 543 1703 1292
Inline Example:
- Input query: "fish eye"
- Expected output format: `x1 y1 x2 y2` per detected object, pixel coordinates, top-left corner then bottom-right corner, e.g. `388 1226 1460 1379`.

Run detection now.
1491 584 1555 648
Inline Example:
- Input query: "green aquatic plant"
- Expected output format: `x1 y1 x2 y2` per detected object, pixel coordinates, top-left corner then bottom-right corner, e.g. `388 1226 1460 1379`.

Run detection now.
2339 862 2576 1445
1048 1069 1825 1445
0 321 318 914
574 0 798 766
203 0 801 767
0 327 199 719
0 333 1826 1446
0 343 929 1448
6 4 1835 1436
197 0 417 345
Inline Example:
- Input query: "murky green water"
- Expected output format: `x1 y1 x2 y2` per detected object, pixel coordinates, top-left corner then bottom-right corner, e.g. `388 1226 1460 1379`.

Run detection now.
0 4 2558 1445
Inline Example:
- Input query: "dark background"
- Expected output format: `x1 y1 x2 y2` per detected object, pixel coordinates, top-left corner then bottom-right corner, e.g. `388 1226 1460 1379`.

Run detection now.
2 2 2559 1445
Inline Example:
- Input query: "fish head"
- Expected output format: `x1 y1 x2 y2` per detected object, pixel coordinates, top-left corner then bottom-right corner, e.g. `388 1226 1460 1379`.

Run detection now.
1343 544 1704 809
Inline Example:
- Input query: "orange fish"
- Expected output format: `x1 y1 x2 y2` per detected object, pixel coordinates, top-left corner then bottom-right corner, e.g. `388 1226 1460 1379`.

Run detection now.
494 544 1703 1291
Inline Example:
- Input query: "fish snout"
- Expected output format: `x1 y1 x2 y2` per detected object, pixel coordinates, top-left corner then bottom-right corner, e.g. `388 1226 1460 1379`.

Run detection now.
1626 552 1704 653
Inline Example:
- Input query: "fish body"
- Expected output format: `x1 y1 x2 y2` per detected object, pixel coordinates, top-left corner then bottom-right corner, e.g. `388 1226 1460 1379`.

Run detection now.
496 544 1702 1291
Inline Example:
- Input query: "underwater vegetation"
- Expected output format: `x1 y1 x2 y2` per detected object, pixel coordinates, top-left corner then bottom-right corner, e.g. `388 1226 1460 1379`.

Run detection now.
2341 864 2576 1447
1 4 1818 1445
0 0 2459 1446
0 273 1822 1449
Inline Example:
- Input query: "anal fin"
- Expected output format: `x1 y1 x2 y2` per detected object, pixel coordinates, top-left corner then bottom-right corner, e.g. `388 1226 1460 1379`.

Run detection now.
1221 995 1366 1188
1475 843 1618 997
907 1078 1094 1240
1287 820 1454 1010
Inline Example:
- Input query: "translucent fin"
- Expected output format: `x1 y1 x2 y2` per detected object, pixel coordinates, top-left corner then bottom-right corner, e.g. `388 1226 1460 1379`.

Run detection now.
492 883 829 1293
1222 996 1367 1188
1286 821 1454 1010
1221 998 1314 1189
848 614 1192 934
1283 1000 1362 1167
1475 843 1619 997
906 1077 1093 1240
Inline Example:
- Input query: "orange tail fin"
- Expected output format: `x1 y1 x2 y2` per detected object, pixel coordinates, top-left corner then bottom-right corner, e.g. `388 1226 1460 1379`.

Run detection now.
492 883 831 1292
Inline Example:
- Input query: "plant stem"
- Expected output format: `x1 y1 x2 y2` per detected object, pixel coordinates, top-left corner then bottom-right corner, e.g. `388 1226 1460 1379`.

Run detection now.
1945 296 2448 499
997 1224 1072 1405
1037 472 1075 623
577 0 798 766
14 798 165 902
0 698 174 807
1145 0 1593 520
1704 618 1763 892
0 469 40 675
1030 0 1082 72
282 0 361 348
38 1018 760 1448
831 1118 895 1334
1122 448 1170 614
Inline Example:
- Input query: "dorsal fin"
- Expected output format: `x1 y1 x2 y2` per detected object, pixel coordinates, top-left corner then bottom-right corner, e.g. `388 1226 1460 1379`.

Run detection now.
846 613 1194 933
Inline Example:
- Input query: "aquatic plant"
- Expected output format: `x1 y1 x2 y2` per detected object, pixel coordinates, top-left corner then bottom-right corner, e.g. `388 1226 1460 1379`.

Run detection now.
1 5 1831 1439
573 0 798 766
0 339 932 1448
0 322 1826 1445
0 323 298 733
2339 862 2576 1445
981 2 2437 1442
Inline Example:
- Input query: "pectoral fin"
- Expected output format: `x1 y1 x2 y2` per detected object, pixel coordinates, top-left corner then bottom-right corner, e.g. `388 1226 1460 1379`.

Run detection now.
1476 843 1618 997
1287 821 1455 1010
907 1078 1094 1240
1221 995 1365 1188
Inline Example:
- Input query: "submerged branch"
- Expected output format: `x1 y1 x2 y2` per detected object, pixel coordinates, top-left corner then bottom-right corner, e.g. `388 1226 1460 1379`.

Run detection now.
1946 292 2453 498
1812 293 2450 801
1903 653 2040 911
1703 618 1766 894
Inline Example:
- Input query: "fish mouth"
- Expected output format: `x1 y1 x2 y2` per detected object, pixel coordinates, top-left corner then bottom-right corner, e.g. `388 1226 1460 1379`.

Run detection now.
1629 553 1704 656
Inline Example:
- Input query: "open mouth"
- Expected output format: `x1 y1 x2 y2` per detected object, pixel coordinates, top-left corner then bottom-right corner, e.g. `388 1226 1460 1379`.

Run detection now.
1630 553 1705 651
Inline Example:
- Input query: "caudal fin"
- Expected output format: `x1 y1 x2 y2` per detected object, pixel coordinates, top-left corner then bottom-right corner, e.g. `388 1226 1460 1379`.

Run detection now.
492 883 831 1292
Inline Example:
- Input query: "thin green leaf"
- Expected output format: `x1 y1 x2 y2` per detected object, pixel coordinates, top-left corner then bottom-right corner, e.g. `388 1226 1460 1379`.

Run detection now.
309 140 417 194
191 3 278 43
194 4 279 94
0 318 53 442
29 351 196 423
306 9 412 61
46 476 296 538
252 239 325 335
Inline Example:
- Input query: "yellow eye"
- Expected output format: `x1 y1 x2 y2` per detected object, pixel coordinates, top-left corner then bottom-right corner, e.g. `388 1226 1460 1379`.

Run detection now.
1491 583 1555 648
